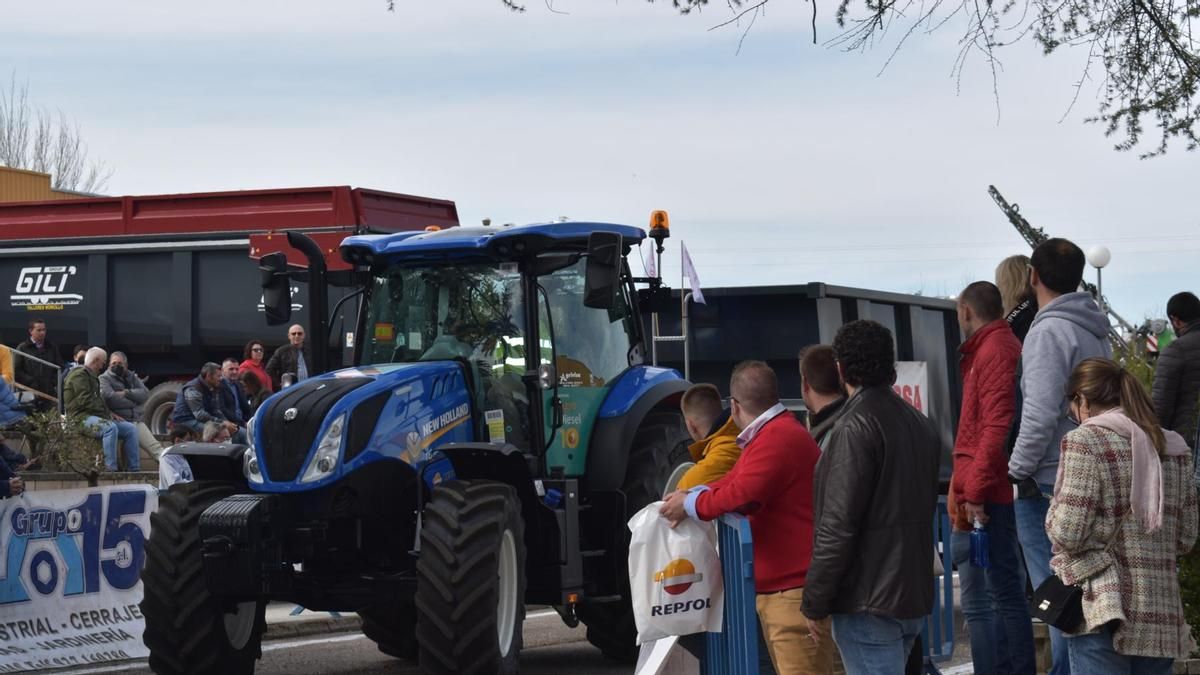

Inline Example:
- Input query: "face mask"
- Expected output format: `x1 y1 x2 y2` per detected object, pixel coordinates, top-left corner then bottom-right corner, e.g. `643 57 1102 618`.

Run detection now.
76 357 85 366
112 365 126 376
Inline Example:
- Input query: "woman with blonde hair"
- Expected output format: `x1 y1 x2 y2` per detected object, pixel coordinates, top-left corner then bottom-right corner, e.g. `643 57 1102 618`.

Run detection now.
1047 357 1197 673
995 254 1036 341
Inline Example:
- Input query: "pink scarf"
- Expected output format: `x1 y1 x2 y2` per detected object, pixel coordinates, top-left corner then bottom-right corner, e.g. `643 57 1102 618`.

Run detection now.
1082 409 1190 532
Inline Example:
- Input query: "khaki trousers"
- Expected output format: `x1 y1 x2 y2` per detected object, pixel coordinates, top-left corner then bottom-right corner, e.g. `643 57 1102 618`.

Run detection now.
135 422 162 455
756 587 834 675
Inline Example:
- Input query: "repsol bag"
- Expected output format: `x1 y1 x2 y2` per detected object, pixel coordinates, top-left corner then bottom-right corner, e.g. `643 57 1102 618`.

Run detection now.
627 502 724 644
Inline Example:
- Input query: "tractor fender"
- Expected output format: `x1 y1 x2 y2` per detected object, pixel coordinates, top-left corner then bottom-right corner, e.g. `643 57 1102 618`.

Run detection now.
163 442 248 485
436 443 542 535
586 369 689 493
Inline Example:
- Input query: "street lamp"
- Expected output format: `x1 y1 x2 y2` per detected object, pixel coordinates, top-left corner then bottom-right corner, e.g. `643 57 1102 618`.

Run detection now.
1087 245 1111 313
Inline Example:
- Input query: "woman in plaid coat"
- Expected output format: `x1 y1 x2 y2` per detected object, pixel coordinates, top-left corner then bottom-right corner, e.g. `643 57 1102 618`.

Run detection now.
1047 357 1198 673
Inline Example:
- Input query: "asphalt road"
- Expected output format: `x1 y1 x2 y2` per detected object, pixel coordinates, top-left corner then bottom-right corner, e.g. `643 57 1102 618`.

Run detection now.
54 609 634 675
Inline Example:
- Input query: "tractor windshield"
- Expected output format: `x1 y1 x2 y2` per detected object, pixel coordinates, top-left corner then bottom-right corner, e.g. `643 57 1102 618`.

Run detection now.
362 263 527 371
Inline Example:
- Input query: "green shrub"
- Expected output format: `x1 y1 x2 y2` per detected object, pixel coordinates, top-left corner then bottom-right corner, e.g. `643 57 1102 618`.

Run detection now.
22 411 106 486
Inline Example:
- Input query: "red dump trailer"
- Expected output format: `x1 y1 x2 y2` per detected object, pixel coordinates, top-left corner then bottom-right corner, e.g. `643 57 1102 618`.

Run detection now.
0 185 459 432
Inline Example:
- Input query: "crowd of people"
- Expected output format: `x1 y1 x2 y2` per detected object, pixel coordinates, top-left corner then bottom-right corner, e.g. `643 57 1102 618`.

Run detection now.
662 237 1200 675
0 321 314 488
2 237 1199 674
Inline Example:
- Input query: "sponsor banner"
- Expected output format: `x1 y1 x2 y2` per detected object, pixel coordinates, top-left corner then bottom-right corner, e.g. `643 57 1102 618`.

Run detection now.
894 361 929 416
0 486 156 672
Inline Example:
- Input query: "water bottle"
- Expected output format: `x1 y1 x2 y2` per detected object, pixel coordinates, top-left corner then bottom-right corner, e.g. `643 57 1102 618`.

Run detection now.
970 518 990 568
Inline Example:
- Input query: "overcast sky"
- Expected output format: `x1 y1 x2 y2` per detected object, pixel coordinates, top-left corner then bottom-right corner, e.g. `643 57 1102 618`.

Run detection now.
3 1 1196 323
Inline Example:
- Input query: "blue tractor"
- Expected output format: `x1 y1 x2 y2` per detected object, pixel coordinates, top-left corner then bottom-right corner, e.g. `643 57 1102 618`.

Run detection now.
139 217 693 673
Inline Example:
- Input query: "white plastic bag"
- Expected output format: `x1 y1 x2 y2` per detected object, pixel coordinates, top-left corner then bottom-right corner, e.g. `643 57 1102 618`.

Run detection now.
628 501 724 645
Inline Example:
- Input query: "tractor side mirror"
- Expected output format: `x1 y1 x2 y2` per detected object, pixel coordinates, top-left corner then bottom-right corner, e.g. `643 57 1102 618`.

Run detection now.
583 232 622 310
260 252 292 326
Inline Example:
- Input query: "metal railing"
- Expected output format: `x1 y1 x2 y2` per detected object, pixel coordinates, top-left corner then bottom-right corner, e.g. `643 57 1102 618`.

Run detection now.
922 497 956 673
700 503 956 675
8 348 63 413
703 513 758 675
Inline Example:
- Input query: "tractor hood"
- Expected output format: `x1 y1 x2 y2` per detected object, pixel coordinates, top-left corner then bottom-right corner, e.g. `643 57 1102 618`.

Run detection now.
248 361 473 492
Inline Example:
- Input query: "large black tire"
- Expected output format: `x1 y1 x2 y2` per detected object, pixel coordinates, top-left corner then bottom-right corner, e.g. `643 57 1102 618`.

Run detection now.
140 481 266 675
577 409 691 662
360 596 418 661
415 480 527 675
145 380 184 436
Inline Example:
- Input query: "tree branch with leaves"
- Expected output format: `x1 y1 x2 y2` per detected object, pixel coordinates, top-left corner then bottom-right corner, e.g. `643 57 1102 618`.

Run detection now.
483 0 1199 156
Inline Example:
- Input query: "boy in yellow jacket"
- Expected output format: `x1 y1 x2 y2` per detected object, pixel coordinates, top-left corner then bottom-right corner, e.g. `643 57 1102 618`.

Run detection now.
676 383 742 491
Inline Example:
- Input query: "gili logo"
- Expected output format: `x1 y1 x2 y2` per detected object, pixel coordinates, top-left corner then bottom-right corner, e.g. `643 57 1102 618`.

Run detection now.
654 558 703 595
11 266 83 309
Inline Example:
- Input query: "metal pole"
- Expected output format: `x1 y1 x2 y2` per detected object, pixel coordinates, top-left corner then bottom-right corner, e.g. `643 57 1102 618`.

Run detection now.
682 292 691 382
1097 268 1104 314
651 312 659 366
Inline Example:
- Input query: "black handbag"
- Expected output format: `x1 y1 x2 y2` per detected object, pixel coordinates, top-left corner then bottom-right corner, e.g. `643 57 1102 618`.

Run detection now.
1030 511 1128 632
1030 574 1084 631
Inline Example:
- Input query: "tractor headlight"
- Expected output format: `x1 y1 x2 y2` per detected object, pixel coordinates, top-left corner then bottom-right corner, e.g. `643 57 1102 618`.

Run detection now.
300 413 346 484
243 447 263 484
243 417 263 484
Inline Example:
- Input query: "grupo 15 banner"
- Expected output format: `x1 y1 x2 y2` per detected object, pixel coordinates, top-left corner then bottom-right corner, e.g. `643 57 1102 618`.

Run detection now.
894 361 929 416
0 485 155 673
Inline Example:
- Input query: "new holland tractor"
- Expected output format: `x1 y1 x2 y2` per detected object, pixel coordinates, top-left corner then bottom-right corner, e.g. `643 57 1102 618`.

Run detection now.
138 215 694 674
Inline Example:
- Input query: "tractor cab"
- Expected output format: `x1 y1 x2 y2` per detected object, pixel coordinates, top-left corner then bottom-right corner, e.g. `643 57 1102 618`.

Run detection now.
336 221 651 477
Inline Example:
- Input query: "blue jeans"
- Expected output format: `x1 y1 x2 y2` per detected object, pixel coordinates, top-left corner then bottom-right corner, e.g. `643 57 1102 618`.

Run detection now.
1069 624 1173 674
84 416 139 471
1015 482 1070 675
831 613 924 675
952 503 1037 675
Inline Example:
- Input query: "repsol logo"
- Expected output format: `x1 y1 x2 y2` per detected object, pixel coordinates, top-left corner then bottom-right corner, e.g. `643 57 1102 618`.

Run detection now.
650 598 712 617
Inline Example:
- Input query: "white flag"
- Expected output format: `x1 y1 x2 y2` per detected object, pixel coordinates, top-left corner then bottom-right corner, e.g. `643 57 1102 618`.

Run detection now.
642 242 657 278
681 242 706 305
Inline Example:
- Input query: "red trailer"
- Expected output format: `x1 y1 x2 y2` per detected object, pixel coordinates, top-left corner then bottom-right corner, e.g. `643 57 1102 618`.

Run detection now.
0 185 459 431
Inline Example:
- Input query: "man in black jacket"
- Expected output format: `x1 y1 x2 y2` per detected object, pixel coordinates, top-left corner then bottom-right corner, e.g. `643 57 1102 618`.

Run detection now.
1153 291 1200 449
15 318 62 411
801 320 940 675
265 324 312 390
799 344 846 446
217 359 252 428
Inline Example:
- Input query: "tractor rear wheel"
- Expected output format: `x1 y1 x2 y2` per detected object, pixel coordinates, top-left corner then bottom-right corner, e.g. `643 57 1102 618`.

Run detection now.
140 480 266 675
578 410 691 662
415 480 527 675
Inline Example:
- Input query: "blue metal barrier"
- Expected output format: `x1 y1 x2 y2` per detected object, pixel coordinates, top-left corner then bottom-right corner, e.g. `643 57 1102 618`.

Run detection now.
701 504 954 675
703 513 758 675
922 496 956 673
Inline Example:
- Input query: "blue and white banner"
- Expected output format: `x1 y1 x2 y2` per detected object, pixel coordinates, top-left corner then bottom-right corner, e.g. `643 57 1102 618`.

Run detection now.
0 486 155 672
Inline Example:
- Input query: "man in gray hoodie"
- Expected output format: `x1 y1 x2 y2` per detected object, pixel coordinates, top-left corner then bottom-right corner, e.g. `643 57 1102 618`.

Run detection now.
1008 238 1111 675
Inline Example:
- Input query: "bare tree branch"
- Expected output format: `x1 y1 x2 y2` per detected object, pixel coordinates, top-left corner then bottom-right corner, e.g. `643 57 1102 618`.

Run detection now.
0 75 112 193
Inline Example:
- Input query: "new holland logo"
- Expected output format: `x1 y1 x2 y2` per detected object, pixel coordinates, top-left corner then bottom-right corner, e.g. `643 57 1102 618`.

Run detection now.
649 558 712 617
10 266 83 310
283 408 298 421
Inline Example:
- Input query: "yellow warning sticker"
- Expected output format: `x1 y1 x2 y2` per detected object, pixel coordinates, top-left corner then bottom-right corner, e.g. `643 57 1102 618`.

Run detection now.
486 409 506 444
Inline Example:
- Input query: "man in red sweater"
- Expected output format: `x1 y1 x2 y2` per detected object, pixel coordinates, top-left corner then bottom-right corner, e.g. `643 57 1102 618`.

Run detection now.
949 281 1035 674
661 361 830 674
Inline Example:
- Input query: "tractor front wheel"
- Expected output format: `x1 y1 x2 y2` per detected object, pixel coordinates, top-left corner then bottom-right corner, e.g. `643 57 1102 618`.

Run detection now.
140 480 266 675
415 480 527 675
